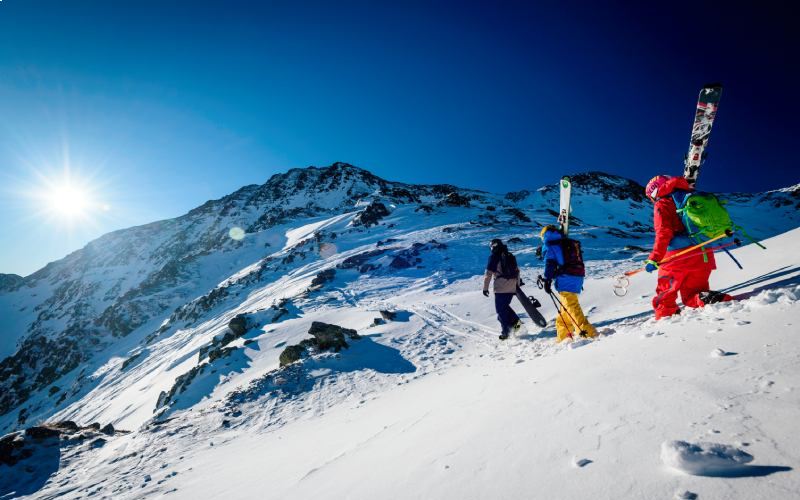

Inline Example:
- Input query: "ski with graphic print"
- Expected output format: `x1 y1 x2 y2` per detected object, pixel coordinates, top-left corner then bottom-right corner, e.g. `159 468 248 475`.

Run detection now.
557 176 572 235
683 83 723 187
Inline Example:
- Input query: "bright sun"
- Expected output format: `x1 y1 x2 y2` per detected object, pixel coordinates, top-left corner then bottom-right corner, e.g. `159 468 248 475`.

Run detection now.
47 184 91 217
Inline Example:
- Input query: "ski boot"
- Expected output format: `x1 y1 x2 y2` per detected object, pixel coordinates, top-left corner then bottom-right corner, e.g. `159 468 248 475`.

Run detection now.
699 290 733 305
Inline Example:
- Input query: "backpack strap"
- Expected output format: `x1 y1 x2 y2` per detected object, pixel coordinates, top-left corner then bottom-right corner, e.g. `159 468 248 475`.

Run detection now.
671 191 709 262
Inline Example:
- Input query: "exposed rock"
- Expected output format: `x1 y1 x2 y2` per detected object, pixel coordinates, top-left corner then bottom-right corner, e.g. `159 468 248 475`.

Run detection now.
508 237 524 245
371 317 386 327
0 273 24 292
308 321 360 351
121 352 142 371
389 256 413 269
156 364 206 410
228 314 249 337
379 310 397 321
208 346 237 362
279 345 306 367
353 201 390 228
25 426 61 440
100 423 115 435
415 204 434 214
504 207 531 223
442 192 471 207
309 269 336 291
505 190 530 203
337 249 387 271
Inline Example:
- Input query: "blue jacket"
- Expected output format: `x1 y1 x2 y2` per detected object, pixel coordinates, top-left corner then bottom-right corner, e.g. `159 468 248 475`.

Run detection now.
541 230 584 293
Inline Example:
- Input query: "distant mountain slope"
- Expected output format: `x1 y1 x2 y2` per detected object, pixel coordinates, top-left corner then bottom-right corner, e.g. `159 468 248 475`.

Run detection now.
0 163 797 436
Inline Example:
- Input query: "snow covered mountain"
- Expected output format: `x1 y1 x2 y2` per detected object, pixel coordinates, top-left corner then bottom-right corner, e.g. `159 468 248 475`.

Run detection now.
1 162 799 499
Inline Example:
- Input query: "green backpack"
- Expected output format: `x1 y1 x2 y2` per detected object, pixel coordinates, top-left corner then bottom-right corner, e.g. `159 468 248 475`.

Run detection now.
674 192 733 239
673 191 765 251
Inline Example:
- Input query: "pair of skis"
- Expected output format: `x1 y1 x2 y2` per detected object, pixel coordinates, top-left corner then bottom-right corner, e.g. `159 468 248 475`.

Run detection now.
683 83 723 187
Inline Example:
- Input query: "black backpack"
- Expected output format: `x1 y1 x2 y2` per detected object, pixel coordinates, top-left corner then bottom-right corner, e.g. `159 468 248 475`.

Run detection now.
498 251 519 279
558 238 585 277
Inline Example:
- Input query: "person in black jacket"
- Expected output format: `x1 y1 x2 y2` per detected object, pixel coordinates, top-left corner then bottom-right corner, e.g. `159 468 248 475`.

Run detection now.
482 239 522 340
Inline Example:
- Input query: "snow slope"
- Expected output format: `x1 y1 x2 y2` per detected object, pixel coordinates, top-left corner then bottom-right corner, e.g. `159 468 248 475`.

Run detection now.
1 165 799 499
5 216 800 499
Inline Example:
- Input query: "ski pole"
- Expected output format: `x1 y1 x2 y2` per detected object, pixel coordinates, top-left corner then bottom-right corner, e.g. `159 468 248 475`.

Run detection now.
548 290 588 338
623 229 733 277
547 292 574 340
612 240 740 296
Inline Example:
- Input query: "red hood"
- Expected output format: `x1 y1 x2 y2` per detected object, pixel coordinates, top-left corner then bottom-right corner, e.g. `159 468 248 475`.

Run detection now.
657 176 692 198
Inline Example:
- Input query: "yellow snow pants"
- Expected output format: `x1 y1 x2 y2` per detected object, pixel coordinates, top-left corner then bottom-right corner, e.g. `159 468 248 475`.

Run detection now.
555 291 598 342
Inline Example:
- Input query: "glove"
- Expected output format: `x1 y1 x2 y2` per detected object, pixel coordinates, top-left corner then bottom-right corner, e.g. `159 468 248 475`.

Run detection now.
644 259 659 273
543 279 552 295
482 290 490 297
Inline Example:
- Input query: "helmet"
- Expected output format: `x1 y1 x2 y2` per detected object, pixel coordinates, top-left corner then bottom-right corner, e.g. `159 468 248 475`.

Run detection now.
539 225 557 240
645 175 671 201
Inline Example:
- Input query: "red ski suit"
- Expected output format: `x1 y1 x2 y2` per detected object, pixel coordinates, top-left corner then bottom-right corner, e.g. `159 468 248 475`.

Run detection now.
648 177 716 319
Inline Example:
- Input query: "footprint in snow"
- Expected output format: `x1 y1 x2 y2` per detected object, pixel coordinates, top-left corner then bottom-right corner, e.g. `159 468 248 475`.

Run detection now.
572 456 592 468
710 348 736 358
641 331 664 339
735 320 751 326
674 490 698 500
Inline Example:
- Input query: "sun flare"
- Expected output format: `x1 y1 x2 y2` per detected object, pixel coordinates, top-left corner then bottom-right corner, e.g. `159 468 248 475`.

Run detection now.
46 184 91 218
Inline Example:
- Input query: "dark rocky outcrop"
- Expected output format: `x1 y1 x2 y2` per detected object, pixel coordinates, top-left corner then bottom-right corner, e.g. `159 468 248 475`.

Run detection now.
353 201 390 228
228 314 249 337
0 274 24 293
308 269 336 291
307 321 360 350
279 345 306 367
503 207 531 223
379 310 397 321
415 204 434 214
278 322 361 367
389 256 413 269
389 241 447 270
2 421 125 469
505 190 530 203
441 192 471 207
337 249 387 272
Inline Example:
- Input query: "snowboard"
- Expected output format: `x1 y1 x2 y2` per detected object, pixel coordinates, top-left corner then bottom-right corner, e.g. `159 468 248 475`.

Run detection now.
683 83 723 187
515 286 548 327
557 176 572 235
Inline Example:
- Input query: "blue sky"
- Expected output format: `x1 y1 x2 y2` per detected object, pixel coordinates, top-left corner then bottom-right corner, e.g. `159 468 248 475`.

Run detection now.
0 1 797 276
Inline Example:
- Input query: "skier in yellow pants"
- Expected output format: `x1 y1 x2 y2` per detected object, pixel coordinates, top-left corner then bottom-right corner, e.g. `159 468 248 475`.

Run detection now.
553 291 597 342
539 225 597 342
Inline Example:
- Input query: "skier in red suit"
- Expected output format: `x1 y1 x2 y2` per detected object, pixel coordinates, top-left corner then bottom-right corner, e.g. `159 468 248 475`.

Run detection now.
644 175 731 319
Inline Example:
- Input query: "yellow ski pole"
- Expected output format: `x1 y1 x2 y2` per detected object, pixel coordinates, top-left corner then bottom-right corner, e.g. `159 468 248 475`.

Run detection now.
623 229 733 278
